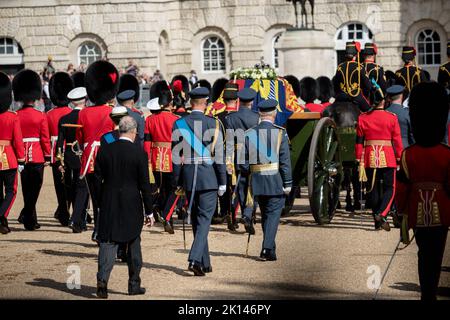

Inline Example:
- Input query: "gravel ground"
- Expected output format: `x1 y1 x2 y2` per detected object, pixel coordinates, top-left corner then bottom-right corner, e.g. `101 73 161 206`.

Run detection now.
0 170 449 300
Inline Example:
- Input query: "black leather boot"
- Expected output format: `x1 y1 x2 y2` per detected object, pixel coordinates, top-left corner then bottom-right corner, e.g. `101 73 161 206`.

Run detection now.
96 280 108 299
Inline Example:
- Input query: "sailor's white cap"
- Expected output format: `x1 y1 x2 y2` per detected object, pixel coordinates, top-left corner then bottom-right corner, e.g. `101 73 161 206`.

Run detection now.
67 87 87 101
110 106 128 116
146 97 161 111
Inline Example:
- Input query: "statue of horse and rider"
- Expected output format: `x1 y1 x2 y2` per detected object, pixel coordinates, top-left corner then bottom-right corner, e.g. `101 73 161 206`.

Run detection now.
287 0 315 29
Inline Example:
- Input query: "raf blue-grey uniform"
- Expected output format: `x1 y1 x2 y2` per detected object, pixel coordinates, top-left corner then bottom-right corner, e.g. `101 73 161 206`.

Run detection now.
240 99 292 259
224 88 260 223
385 85 415 148
172 87 227 271
117 90 145 148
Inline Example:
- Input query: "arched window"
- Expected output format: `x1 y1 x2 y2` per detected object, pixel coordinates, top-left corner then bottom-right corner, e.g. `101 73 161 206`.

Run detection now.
335 23 373 65
416 29 441 66
202 37 225 72
272 33 282 69
0 37 24 74
78 42 102 66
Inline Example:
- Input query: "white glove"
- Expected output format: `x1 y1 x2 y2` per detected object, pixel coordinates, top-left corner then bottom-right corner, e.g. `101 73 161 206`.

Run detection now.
218 185 227 197
18 165 24 173
283 187 292 196
144 214 155 227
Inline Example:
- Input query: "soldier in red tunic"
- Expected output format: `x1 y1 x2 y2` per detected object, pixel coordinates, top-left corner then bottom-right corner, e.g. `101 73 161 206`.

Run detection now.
47 72 73 226
396 82 450 300
70 61 117 236
144 81 179 232
0 72 25 234
13 69 51 231
356 81 403 231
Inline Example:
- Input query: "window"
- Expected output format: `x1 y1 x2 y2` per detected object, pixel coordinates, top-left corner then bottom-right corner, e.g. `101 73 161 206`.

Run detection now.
272 33 282 69
0 38 24 73
202 37 225 72
78 42 102 66
416 29 441 66
335 23 374 65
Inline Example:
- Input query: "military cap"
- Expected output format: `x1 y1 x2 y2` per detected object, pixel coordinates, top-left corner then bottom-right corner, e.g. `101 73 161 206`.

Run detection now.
189 87 210 99
237 88 257 102
386 85 405 96
223 83 239 100
364 43 378 56
110 106 128 118
146 97 161 111
258 99 278 112
118 74 140 103
401 46 416 62
345 41 361 56
67 87 87 101
117 89 136 102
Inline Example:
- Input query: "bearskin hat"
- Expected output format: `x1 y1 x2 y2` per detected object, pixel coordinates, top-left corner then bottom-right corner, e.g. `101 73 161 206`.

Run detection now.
150 80 173 107
49 72 74 107
409 82 448 147
118 73 140 103
171 75 190 95
0 72 12 113
12 69 42 103
401 46 416 63
212 78 229 102
284 75 300 98
299 77 318 103
71 72 85 88
316 76 334 103
85 60 119 105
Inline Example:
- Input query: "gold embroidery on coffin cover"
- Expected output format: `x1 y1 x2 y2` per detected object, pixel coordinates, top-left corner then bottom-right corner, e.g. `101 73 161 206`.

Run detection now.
416 190 442 227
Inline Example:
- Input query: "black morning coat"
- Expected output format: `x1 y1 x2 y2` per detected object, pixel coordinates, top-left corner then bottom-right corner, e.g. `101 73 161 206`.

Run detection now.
95 139 153 243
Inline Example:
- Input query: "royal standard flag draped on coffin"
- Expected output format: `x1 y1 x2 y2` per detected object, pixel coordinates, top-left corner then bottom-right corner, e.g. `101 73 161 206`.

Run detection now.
207 78 304 126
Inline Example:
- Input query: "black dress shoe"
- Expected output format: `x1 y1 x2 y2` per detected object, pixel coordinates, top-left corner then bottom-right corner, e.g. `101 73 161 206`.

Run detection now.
164 221 175 234
226 216 236 231
70 222 83 233
86 213 93 224
0 217 10 234
128 287 146 296
58 215 70 227
243 219 255 235
53 210 60 220
259 249 277 261
96 281 108 299
188 262 206 276
353 202 361 211
345 203 354 212
17 213 24 224
202 266 213 273
381 220 391 232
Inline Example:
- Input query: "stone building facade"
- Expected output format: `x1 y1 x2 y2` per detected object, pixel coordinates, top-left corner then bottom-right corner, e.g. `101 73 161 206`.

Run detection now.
0 0 449 82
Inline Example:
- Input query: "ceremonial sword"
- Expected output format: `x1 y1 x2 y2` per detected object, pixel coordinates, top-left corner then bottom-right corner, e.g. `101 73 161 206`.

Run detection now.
373 237 402 300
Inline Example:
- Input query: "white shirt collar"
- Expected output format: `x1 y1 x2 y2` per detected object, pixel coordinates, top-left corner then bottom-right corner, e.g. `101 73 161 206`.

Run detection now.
261 119 274 124
119 137 134 143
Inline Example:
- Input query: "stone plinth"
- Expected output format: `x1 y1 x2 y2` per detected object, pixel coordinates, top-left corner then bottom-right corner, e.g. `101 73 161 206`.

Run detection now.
276 28 335 79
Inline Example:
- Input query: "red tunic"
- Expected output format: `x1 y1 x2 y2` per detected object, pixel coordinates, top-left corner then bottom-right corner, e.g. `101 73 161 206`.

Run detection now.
47 106 72 164
305 102 325 114
355 109 403 168
144 110 179 172
17 106 51 164
76 105 115 177
0 111 25 170
396 144 450 228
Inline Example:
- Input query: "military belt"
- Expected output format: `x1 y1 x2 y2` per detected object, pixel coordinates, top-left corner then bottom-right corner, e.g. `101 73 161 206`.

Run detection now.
23 138 40 143
152 141 171 148
413 182 443 191
250 163 279 173
0 140 11 146
365 140 392 147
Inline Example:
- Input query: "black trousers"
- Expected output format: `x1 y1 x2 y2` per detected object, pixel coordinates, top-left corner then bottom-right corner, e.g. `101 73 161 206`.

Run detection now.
71 173 100 229
0 169 18 219
63 165 82 211
20 164 44 227
415 227 448 301
51 164 69 218
97 236 142 290
217 174 232 218
366 168 395 220
154 172 172 213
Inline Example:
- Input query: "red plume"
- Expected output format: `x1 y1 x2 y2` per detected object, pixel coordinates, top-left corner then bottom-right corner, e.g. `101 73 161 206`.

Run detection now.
373 43 378 55
173 80 183 93
109 72 117 84
354 41 361 53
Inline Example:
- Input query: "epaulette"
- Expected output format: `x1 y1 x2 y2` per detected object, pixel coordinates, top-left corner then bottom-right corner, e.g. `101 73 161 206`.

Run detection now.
384 110 397 117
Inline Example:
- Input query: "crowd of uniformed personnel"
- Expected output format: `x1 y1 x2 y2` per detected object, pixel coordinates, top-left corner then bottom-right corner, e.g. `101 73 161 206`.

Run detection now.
0 40 449 299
